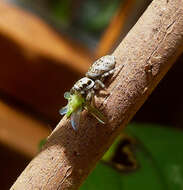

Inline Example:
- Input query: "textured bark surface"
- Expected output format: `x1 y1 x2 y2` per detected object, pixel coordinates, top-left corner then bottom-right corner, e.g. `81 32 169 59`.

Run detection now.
11 0 183 190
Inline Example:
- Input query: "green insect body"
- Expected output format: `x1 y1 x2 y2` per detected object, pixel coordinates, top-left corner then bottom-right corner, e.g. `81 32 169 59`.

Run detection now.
65 92 85 117
60 91 106 130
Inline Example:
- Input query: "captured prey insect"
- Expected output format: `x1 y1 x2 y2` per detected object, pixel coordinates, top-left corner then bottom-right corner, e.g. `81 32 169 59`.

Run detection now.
59 91 106 130
59 55 116 130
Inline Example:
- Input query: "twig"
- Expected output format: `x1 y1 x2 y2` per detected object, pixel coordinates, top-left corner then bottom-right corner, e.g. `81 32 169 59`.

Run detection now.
10 0 183 189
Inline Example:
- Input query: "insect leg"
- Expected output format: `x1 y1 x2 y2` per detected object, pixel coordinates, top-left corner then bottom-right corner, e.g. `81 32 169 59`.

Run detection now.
85 103 106 124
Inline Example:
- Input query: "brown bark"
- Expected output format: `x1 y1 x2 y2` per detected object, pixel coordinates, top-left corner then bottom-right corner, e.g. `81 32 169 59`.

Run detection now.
11 0 183 189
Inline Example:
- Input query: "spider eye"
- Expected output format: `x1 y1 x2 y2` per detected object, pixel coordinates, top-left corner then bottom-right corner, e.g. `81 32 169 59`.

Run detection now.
87 80 92 85
83 83 87 88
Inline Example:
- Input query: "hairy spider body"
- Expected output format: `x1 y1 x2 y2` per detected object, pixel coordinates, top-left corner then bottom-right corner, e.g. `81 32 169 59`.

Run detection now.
71 55 116 101
86 55 116 79
71 77 95 100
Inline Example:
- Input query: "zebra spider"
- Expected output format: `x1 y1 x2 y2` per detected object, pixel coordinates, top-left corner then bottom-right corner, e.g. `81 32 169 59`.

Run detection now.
60 55 116 130
70 55 116 101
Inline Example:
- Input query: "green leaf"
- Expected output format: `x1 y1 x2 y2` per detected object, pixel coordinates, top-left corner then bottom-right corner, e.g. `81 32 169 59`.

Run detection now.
80 163 123 190
125 123 183 190
81 123 183 190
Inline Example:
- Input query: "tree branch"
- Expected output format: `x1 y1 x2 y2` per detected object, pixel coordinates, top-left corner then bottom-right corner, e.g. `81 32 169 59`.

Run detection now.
11 0 183 189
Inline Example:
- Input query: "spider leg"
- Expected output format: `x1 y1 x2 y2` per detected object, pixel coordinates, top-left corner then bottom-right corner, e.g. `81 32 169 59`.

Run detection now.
108 64 125 80
90 89 95 106
86 90 93 101
101 69 115 79
80 90 85 95
94 84 99 90
95 80 105 89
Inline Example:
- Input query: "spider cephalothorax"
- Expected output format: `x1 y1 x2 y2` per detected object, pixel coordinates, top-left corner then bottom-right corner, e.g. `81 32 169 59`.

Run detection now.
71 55 116 101
70 77 95 101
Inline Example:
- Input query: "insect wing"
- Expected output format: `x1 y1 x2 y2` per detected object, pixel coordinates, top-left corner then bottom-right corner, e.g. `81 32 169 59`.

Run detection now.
71 107 82 130
85 104 106 124
59 105 68 115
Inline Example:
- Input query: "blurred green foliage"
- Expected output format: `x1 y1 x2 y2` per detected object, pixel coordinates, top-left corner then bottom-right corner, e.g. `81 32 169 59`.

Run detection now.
77 0 120 34
19 0 121 38
81 123 183 190
51 0 72 28
50 0 120 33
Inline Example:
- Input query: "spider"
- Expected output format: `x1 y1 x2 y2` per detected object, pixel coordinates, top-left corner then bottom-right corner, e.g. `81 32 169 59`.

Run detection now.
70 55 116 102
60 55 117 130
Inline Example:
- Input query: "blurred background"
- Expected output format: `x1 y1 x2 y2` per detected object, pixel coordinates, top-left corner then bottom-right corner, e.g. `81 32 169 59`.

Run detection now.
0 0 183 189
